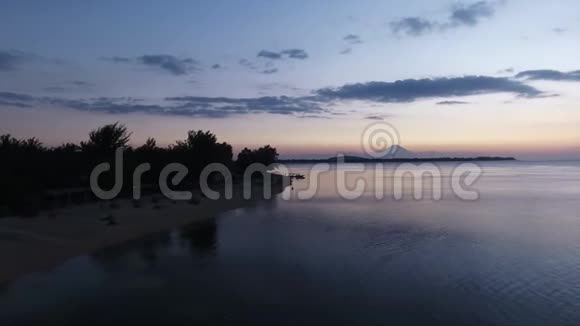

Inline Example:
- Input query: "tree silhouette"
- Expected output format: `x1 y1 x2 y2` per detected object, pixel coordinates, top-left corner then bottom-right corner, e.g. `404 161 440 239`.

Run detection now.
136 137 158 152
0 124 280 215
53 142 81 153
173 130 233 171
237 145 279 170
81 122 131 154
0 134 45 153
0 134 24 153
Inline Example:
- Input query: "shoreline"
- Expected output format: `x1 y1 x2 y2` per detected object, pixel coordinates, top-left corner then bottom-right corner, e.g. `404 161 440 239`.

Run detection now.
0 178 289 285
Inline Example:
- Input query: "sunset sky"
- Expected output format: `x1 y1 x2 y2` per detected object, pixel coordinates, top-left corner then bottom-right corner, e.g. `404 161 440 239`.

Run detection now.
0 0 579 159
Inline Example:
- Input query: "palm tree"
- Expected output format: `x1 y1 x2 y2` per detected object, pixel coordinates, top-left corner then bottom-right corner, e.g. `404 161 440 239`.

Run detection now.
136 137 158 152
81 122 132 154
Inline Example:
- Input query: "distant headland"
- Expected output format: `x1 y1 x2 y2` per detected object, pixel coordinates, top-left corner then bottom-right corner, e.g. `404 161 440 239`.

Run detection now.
279 155 516 164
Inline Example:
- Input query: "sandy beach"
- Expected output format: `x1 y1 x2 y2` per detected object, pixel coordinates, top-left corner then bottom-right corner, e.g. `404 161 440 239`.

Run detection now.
0 180 288 284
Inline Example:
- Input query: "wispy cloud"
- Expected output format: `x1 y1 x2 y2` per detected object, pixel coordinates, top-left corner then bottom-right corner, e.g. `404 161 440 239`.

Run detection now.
343 34 363 44
257 49 309 60
261 68 279 74
449 1 496 27
497 67 514 74
257 50 282 60
552 27 567 34
103 54 198 75
280 49 309 59
0 91 324 118
436 100 471 105
390 17 434 36
0 50 38 71
515 69 580 81
43 80 94 93
390 1 501 37
364 115 387 120
340 34 363 55
239 58 258 70
0 91 35 108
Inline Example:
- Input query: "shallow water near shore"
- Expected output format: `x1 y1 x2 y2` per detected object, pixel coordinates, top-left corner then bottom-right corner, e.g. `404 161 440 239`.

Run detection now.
1 161 580 325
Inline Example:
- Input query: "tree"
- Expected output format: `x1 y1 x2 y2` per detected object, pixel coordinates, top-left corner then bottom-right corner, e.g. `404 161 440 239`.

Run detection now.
81 122 132 154
0 134 23 153
53 142 80 153
172 130 233 170
0 134 45 153
236 145 279 170
136 137 158 152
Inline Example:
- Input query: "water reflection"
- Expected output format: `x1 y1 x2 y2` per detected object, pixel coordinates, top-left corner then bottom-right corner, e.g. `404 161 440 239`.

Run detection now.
180 218 218 254
1 161 580 325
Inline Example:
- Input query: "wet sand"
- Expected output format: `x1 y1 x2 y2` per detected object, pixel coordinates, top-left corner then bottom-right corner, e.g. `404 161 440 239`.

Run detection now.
0 180 288 284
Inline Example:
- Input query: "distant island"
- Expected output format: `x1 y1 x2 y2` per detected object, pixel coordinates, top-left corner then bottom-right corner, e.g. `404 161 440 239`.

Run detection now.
279 155 516 164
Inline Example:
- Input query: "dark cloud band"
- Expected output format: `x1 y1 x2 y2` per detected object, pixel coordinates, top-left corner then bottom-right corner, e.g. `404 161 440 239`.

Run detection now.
1 72 559 118
316 76 541 102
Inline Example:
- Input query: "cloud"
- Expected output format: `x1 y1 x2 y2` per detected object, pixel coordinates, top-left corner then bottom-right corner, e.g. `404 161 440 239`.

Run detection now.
364 115 386 120
2 71 556 118
316 76 542 102
138 55 196 75
0 91 35 102
211 64 221 69
339 48 352 55
257 50 282 60
390 1 500 37
261 68 279 74
0 100 33 108
280 49 308 59
106 56 132 63
0 92 35 108
498 67 514 74
239 58 258 70
161 95 324 118
43 80 93 93
340 34 363 54
257 49 309 60
104 54 197 75
343 34 363 44
0 50 37 71
552 27 567 34
449 1 495 26
436 100 471 105
390 17 434 36
515 69 580 81
1 91 323 118
43 86 68 93
239 59 280 74
70 80 93 87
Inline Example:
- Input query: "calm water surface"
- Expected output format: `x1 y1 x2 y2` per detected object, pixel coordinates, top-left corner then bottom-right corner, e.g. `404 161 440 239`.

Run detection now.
1 161 580 325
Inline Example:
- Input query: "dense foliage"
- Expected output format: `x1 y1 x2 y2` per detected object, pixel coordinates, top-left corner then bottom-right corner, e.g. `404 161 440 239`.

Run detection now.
0 123 278 214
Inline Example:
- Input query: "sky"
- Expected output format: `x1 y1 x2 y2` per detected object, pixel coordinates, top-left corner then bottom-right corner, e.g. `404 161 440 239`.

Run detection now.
0 0 579 160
